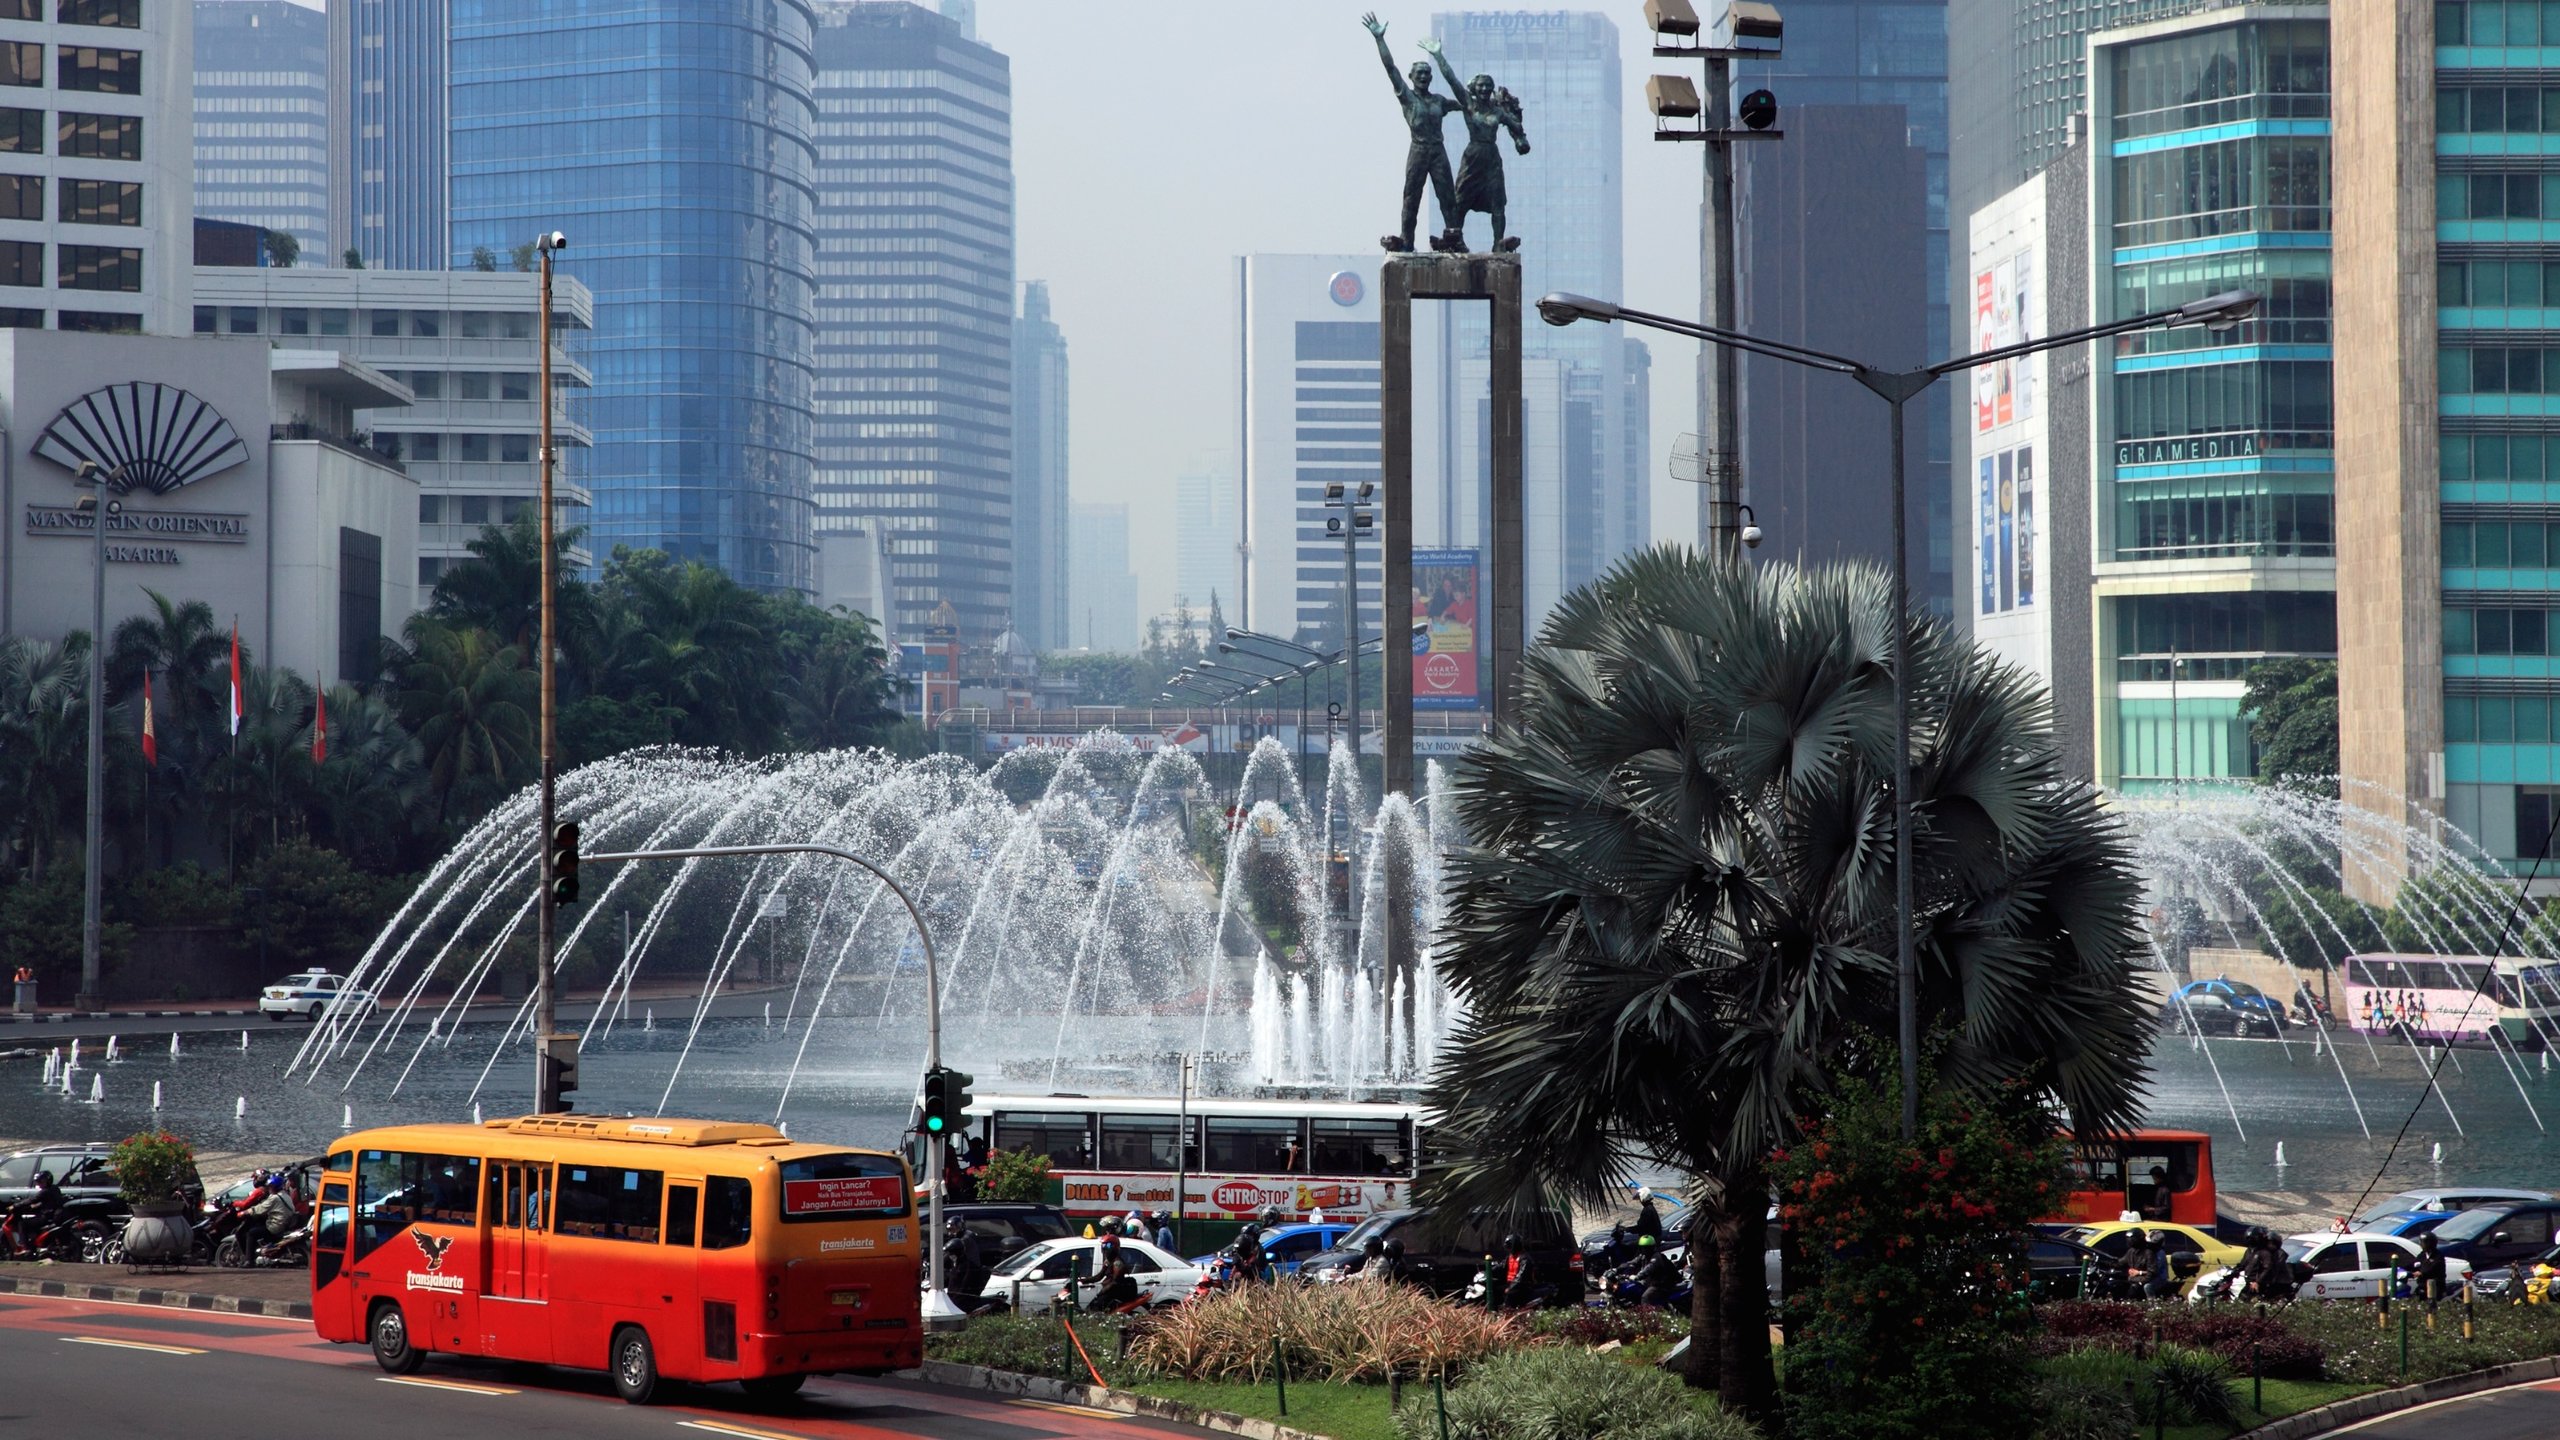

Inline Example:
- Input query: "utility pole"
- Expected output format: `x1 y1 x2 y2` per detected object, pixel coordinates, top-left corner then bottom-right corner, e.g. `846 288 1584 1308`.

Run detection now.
74 460 121 1013
534 231 567 1115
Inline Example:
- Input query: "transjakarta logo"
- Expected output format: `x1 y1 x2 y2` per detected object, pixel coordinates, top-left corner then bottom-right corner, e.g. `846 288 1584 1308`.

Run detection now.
406 1228 464 1294
820 1237 876 1252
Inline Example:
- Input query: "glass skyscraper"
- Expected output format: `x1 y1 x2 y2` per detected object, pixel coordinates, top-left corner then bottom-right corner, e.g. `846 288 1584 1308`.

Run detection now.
447 0 819 593
193 0 327 257
1012 280 1067 650
328 0 446 271
811 1 1015 643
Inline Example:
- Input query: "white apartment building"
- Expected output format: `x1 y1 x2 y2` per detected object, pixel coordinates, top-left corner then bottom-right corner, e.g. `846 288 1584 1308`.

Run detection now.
0 0 196 335
190 265 593 587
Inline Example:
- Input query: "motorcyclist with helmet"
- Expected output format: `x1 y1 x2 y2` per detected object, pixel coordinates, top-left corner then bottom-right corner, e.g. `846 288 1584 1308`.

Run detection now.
2 1169 66 1258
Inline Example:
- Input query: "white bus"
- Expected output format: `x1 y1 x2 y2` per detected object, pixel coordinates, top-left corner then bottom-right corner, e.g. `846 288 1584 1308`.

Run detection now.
957 1092 1423 1243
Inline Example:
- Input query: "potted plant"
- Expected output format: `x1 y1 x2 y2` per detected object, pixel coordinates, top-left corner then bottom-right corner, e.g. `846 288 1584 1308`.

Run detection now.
110 1129 201 1266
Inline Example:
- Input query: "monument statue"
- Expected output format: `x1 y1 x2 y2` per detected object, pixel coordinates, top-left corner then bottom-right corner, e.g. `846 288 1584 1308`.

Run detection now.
1361 13 1460 253
1422 38 1530 253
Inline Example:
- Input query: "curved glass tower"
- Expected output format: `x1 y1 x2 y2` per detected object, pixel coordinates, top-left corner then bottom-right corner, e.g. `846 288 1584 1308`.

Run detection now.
448 0 818 593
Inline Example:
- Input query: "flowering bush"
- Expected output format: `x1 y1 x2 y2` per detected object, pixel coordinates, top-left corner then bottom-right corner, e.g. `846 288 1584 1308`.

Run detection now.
108 1129 200 1209
2034 1300 2325 1380
976 1148 1052 1203
1770 1070 2071 1440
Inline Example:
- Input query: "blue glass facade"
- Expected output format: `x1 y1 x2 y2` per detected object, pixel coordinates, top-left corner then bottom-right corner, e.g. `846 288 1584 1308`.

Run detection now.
2092 16 2335 793
448 0 819 594
195 0 328 256
330 0 447 271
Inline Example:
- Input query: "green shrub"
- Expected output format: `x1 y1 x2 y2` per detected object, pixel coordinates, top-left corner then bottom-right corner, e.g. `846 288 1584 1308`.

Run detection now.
927 1314 1134 1385
1391 1347 1762 1440
978 1147 1052 1203
2150 1343 2240 1427
2030 1371 2137 1440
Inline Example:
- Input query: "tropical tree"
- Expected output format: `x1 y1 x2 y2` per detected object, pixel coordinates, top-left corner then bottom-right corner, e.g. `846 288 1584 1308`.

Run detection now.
1421 548 2153 1416
306 683 428 871
426 512 591 658
785 607 900 749
0 633 89 878
396 618 535 832
2243 657 2338 794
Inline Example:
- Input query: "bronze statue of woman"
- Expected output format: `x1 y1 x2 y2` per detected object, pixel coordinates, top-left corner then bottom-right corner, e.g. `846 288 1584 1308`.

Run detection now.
1361 14 1460 253
1421 38 1530 252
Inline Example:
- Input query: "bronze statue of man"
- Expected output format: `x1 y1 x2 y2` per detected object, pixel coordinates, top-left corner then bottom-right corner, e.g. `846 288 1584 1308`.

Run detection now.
1423 38 1531 252
1362 14 1459 253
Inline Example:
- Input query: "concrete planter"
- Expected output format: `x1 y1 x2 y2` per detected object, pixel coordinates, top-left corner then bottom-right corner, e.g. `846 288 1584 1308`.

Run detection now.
121 1204 193 1266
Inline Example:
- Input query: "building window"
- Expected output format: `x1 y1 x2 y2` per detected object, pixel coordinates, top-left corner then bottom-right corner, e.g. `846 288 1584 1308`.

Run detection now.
57 243 140 292
0 173 39 221
458 312 489 338
0 240 41 288
457 494 489 525
55 309 137 332
0 44 39 88
58 47 142 95
502 313 532 340
500 373 530 401
191 304 212 334
0 306 39 328
316 307 348 336
410 311 438 337
500 434 531 463
0 108 41 153
338 528 382 684
456 372 489 401
407 370 442 399
418 494 441 524
368 309 398 337
417 557 443 587
409 433 440 460
58 178 138 227
57 112 140 161
2521 788 2559 863
458 433 489 462
227 306 256 334
0 0 35 19
279 308 308 336
57 0 141 26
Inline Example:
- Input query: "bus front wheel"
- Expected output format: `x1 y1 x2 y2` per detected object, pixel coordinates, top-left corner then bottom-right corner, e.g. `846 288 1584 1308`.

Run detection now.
742 1373 806 1406
370 1301 423 1375
612 1325 660 1405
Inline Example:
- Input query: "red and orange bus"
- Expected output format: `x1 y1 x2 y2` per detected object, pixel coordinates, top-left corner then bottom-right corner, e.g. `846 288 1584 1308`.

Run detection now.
314 1115 919 1405
2047 1129 2218 1228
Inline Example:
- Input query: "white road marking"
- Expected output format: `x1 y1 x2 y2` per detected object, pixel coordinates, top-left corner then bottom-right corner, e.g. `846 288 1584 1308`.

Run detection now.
378 1375 519 1396
63 1335 206 1355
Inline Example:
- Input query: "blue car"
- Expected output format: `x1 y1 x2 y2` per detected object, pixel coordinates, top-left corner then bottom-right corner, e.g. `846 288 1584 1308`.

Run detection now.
2161 978 2290 1036
1193 1222 1353 1276
2361 1210 2459 1240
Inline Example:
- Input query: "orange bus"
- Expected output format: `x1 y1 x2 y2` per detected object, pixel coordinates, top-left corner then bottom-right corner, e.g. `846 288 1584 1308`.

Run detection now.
2047 1129 2219 1229
313 1115 920 1405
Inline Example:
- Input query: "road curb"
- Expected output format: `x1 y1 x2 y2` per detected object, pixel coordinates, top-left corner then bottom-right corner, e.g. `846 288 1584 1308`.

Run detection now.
2243 1355 2560 1437
917 1359 1338 1440
0 1272 312 1320
3 1011 246 1023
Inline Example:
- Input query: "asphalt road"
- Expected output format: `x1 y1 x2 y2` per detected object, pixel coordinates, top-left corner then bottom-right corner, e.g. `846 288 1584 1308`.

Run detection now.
1 990 786 1046
2333 1379 2560 1438
0 1292 1207 1440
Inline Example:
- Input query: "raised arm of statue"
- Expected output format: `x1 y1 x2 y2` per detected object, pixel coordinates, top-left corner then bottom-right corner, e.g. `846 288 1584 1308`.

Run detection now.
1423 41 1467 105
1364 14 1410 99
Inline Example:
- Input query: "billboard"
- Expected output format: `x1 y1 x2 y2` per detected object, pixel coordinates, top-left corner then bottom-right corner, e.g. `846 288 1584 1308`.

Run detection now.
1411 548 1480 710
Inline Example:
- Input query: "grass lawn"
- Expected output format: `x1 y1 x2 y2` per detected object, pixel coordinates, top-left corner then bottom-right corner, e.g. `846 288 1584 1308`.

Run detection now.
2151 1378 2372 1439
1117 1374 1402 1440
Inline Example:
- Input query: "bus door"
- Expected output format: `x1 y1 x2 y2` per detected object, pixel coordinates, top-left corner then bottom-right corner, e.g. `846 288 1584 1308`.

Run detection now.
482 1160 551 1357
658 1180 703 1367
312 1177 354 1341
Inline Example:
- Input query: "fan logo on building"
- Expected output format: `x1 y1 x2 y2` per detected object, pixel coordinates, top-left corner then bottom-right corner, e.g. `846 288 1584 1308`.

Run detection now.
1329 271 1365 307
23 382 255 564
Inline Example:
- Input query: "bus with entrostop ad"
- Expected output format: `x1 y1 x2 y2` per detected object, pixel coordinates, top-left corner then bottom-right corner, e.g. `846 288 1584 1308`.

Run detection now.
313 1114 919 1405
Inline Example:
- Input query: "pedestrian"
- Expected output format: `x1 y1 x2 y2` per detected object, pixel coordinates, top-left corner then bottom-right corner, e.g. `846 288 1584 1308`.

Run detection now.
2415 1232 2448 1312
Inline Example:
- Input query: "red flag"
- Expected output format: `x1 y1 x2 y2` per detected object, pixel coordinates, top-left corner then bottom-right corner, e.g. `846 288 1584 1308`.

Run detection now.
141 669 156 767
228 622 242 737
312 688 328 764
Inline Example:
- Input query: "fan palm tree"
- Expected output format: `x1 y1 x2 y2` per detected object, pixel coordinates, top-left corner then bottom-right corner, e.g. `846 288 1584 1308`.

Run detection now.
1422 548 2152 1415
0 633 91 878
308 683 427 870
396 617 535 832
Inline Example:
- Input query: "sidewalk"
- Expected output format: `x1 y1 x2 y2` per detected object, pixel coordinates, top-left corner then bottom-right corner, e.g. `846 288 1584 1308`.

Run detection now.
0 1259 312 1319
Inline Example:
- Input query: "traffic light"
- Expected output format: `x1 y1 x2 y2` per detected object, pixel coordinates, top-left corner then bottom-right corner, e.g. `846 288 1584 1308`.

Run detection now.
542 1032 580 1104
1739 88 1778 131
920 1065 974 1137
550 821 581 906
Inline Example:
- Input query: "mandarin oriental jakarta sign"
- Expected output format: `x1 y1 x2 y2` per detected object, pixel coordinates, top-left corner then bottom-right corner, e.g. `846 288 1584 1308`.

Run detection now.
22 382 256 565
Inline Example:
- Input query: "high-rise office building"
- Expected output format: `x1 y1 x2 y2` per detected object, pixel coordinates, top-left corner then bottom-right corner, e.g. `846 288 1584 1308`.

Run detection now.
1429 10 1645 574
192 0 325 258
1175 465 1240 622
1012 280 1067 649
2335 0 2560 890
1068 500 1138 653
1738 0 1952 617
1237 254 1387 645
327 0 444 271
811 1 1015 640
0 0 196 335
446 0 819 594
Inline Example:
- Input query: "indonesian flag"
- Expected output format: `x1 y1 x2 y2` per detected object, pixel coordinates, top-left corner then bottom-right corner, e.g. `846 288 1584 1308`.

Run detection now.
140 670 156 767
228 622 242 737
312 687 328 764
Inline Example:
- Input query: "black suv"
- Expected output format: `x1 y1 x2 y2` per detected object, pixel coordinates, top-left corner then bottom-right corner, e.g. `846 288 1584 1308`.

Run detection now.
1299 1206 1580 1301
0 1144 118 1207
936 1201 1076 1272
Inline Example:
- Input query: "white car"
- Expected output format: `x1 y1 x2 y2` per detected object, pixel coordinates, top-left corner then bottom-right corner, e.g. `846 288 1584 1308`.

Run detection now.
2190 1231 2471 1304
257 970 372 1021
980 1237 1204 1311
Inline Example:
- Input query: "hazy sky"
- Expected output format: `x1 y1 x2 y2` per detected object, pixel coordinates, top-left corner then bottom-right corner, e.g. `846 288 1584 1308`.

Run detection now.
236 1 1708 618
973 2 1706 618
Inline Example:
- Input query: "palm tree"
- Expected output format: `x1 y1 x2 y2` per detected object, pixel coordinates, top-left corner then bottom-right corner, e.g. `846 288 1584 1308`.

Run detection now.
428 513 592 658
213 665 319 856
396 617 535 832
108 590 231 858
1422 549 2152 1415
787 614 899 750
308 683 427 871
0 633 91 878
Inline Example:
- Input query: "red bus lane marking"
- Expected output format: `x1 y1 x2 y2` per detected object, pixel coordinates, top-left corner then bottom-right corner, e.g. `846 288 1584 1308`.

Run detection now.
0 1295 363 1364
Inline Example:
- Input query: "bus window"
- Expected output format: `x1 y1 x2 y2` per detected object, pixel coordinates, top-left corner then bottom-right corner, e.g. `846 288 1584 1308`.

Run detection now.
1310 1118 1404 1175
2073 1145 2124 1191
354 1150 481 1260
1098 1114 1185 1172
2122 1143 2200 1216
558 1165 663 1242
1206 1116 1301 1173
992 1112 1090 1169
665 1184 698 1248
314 1182 349 1289
779 1153 908 1222
704 1175 753 1250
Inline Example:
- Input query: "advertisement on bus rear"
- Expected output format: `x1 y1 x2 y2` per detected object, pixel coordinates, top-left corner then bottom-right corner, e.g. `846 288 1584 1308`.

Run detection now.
784 1174 907 1215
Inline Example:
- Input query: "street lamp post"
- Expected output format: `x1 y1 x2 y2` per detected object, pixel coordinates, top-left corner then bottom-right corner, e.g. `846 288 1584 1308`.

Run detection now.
1536 285 2261 1138
72 459 124 1013
533 230 568 1115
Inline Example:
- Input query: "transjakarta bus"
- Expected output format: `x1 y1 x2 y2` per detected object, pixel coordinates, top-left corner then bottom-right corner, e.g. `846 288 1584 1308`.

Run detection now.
2046 1129 2219 1229
955 1092 1421 1246
2342 953 2560 1047
314 1115 918 1405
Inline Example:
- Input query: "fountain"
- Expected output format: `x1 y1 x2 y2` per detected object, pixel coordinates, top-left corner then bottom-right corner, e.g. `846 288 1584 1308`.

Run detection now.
87 1074 100 1104
169 1032 179 1058
151 1080 161 1110
104 1035 118 1063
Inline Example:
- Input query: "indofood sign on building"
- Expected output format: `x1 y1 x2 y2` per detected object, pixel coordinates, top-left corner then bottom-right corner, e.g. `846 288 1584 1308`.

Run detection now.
20 381 254 566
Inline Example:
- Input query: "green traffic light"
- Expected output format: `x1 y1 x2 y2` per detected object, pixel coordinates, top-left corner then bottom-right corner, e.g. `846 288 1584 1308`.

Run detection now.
924 1114 945 1132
